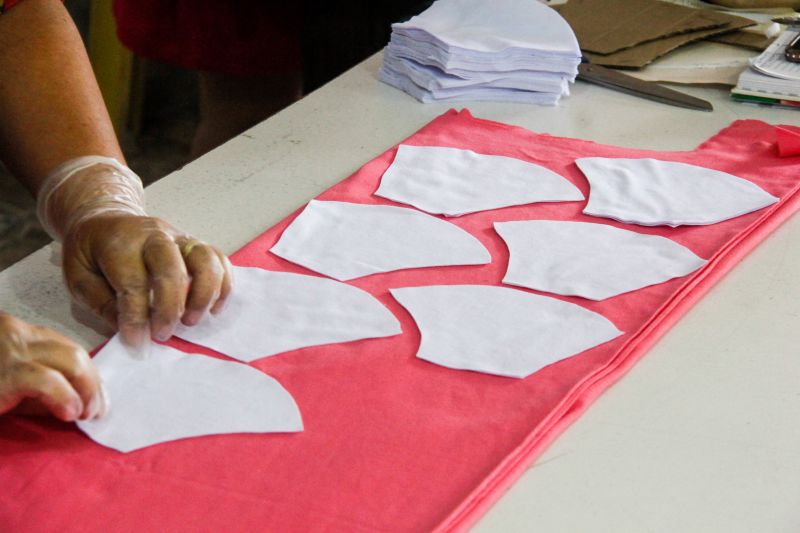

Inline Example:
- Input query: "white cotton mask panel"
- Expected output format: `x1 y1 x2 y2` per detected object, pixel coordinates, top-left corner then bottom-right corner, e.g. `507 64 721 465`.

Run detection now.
382 48 570 93
375 145 584 217
77 335 303 453
392 0 580 56
495 220 707 300
390 285 623 379
270 200 491 281
174 266 402 362
379 65 565 105
578 157 779 227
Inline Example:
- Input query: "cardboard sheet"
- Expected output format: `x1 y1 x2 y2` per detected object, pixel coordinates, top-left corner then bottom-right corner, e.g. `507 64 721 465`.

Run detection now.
559 0 755 68
2 111 798 533
709 30 774 51
624 41 755 85
557 0 727 54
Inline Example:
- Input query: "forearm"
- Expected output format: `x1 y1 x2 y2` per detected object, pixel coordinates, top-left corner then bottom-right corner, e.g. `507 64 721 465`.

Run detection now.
0 0 123 196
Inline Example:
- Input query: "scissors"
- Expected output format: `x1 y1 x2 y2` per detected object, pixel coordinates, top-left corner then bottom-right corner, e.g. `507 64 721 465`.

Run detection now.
577 58 714 112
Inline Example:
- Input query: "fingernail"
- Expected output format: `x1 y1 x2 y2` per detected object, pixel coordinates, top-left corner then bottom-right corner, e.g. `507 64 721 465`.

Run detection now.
154 327 175 342
121 335 151 361
65 401 82 422
211 297 230 316
98 384 111 418
84 392 100 420
183 309 203 326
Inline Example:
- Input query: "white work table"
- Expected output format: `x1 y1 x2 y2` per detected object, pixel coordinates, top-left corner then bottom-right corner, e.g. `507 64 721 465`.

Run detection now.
2 52 799 532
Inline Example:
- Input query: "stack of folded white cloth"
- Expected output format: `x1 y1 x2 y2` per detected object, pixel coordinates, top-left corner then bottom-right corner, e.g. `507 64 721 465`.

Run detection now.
380 0 582 105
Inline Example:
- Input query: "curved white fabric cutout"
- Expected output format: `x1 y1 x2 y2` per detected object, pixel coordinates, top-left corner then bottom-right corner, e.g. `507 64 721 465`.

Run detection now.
77 335 303 453
392 0 580 58
270 200 491 280
391 285 622 379
375 145 584 216
175 266 401 362
496 220 707 300
578 157 779 227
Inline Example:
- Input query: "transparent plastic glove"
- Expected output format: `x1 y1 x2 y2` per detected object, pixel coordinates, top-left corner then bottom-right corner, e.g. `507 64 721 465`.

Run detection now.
37 157 233 349
0 312 107 421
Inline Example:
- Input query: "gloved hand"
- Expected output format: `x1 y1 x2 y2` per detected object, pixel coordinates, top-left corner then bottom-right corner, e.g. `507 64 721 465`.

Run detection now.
37 157 233 349
0 312 107 421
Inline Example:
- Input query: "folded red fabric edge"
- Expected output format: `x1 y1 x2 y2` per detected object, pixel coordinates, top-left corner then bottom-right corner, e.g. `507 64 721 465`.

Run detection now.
776 125 800 158
435 126 800 533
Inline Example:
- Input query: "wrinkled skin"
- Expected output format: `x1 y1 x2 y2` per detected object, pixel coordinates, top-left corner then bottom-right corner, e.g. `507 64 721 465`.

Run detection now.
62 213 233 347
0 214 233 420
0 312 107 421
0 0 234 422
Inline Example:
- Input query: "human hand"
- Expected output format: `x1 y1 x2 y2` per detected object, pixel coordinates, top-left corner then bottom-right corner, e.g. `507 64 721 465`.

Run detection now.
62 213 233 348
37 157 233 349
0 312 107 421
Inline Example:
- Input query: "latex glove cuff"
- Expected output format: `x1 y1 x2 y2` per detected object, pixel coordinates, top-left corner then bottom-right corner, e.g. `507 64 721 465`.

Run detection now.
36 156 146 242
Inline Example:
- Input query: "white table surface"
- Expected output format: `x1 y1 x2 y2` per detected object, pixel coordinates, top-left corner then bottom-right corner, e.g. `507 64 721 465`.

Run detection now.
2 52 799 532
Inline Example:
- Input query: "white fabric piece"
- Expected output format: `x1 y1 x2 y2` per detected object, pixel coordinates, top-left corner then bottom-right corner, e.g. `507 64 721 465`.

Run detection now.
270 200 491 281
379 0 579 105
391 285 623 379
379 65 563 105
386 34 580 76
495 220 707 300
393 0 580 56
388 33 580 75
175 266 401 362
382 47 570 93
578 157 779 227
376 145 583 216
77 335 303 453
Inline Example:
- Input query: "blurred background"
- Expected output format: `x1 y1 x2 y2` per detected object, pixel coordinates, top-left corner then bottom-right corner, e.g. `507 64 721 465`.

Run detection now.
0 0 430 270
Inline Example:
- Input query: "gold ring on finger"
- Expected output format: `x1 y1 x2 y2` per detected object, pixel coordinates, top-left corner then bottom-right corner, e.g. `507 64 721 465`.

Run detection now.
179 239 204 257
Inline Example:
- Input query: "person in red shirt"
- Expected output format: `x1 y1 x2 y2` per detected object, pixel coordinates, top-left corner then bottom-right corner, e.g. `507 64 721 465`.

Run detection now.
0 0 232 421
113 1 303 158
0 0 20 13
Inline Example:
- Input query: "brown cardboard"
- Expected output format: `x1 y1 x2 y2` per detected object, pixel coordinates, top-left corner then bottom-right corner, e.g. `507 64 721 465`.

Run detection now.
570 6 756 68
557 0 727 54
708 31 775 51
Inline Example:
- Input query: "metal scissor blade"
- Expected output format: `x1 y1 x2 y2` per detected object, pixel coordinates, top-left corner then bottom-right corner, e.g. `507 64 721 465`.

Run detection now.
577 63 713 112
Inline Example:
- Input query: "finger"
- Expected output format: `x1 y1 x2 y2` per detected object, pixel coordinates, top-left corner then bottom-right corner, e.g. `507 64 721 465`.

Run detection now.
63 256 118 327
11 361 84 422
62 239 119 327
211 251 234 315
143 234 189 341
180 242 224 326
98 251 150 348
11 398 50 417
30 333 104 420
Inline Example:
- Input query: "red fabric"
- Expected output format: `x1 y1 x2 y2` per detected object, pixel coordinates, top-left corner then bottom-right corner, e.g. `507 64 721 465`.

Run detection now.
112 0 301 76
776 125 800 157
0 0 64 14
2 110 798 533
0 0 23 13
